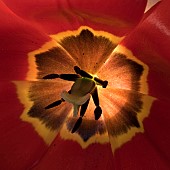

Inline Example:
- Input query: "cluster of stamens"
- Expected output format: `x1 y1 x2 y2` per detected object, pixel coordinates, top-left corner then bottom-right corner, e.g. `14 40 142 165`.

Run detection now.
43 66 108 133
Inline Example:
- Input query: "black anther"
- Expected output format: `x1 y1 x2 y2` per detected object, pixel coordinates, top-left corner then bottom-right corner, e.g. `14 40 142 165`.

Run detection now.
71 117 82 133
94 77 108 88
94 106 102 120
74 66 93 79
43 73 80 81
80 99 90 117
43 74 59 79
45 99 64 109
102 81 108 88
59 74 80 81
92 87 102 120
74 66 81 74
92 87 99 106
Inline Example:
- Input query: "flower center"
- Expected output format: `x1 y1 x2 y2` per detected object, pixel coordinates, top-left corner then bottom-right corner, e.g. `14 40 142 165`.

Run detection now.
43 66 108 133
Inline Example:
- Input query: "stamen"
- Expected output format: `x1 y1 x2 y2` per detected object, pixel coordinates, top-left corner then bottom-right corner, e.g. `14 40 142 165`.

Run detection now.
43 74 59 79
59 74 80 81
92 87 102 120
43 74 80 81
45 99 64 109
94 106 102 120
80 99 90 117
71 117 82 133
43 66 107 132
94 77 108 88
74 66 93 79
92 87 99 106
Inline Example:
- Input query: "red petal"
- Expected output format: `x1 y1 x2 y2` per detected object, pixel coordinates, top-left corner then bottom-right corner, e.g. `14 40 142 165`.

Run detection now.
0 2 52 169
2 0 147 35
0 1 49 81
111 100 170 169
117 0 170 168
122 0 170 100
32 135 115 170
67 0 147 35
0 82 49 170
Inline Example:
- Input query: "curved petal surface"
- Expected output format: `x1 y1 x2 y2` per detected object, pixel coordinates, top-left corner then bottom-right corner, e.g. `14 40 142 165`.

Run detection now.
0 1 49 81
111 0 170 168
122 0 170 100
32 136 114 170
0 1 52 169
2 0 147 35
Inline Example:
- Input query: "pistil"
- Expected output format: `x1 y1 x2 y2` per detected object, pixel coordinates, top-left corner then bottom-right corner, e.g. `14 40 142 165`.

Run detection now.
43 66 108 132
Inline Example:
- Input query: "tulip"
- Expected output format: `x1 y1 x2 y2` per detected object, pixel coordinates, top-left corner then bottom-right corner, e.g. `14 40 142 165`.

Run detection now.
0 0 169 169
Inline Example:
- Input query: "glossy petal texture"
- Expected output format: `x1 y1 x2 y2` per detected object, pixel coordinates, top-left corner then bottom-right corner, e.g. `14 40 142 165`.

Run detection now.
145 0 160 12
111 0 170 168
2 0 147 35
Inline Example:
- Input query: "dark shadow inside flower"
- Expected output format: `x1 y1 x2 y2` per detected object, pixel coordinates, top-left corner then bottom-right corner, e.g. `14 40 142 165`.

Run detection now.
15 26 155 151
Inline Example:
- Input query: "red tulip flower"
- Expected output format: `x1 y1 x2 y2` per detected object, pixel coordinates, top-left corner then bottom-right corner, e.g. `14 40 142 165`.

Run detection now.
0 0 170 169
